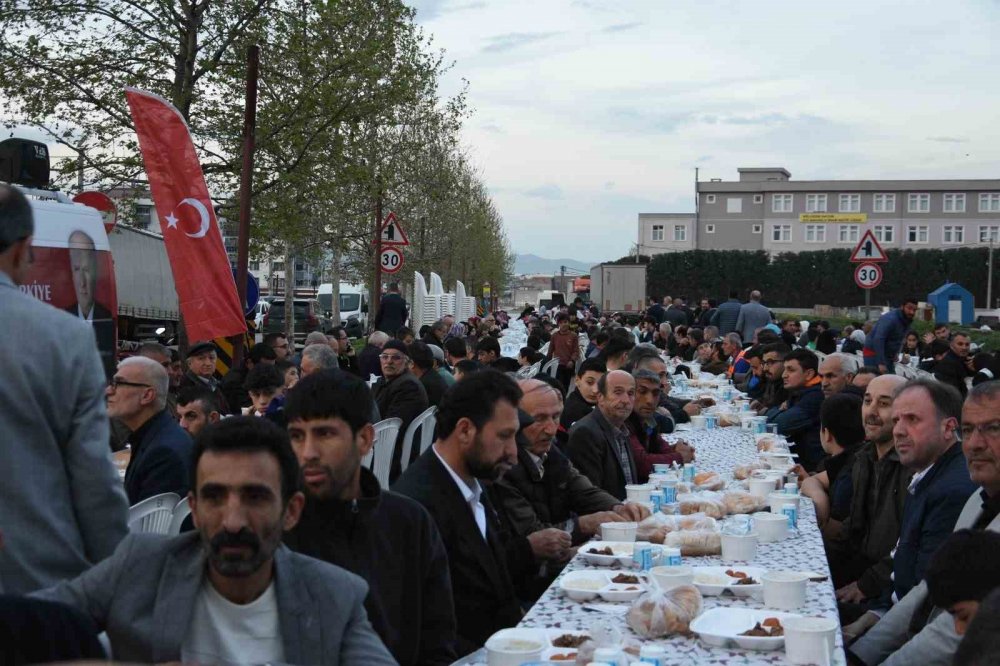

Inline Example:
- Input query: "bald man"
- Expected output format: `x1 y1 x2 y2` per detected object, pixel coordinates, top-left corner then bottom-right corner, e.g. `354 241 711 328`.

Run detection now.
566 370 639 500
108 356 193 504
827 375 912 610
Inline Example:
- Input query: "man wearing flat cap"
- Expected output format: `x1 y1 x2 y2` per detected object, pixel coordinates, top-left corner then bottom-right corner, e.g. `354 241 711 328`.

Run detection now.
179 341 231 415
371 339 429 481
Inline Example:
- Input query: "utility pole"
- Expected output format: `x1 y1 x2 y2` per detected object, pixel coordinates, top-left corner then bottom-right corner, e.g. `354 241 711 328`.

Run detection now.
373 176 383 323
988 239 995 310
232 44 259 368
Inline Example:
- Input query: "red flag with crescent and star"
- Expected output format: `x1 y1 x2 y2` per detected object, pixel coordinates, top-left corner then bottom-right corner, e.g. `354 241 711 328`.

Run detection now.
125 87 246 341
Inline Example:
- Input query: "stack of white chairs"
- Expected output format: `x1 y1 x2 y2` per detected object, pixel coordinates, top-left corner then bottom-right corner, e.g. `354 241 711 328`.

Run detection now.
454 281 477 322
366 418 403 489
128 492 180 534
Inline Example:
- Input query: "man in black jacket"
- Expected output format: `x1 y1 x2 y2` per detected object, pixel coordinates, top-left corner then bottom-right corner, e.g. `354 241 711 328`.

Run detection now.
934 332 974 398
393 371 568 656
408 341 449 407
373 282 408 334
283 371 457 666
566 370 639 500
371 339 429 478
560 358 605 432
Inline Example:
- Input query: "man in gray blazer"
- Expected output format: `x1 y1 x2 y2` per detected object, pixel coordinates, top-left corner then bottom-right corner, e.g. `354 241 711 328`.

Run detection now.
735 290 773 344
34 416 396 665
0 184 128 595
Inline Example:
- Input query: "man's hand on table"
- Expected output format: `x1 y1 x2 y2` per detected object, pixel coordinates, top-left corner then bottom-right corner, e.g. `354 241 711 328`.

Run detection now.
674 441 695 463
835 581 867 604
842 611 880 645
682 402 702 416
528 528 572 561
578 511 625 536
614 502 650 522
790 464 810 485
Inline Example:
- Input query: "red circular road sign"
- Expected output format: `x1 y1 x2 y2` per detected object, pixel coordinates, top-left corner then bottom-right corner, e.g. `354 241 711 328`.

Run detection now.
854 263 883 289
72 191 118 234
379 246 404 274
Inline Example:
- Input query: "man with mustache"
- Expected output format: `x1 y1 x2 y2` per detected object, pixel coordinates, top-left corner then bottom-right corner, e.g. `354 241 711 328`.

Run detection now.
394 370 557 656
32 416 395 664
850 380 1000 666
828 374 909 611
283 370 457 665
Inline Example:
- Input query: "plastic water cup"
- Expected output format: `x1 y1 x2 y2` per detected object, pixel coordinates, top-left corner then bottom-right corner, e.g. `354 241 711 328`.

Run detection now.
650 565 694 590
762 571 809 610
720 532 759 562
784 617 838 665
662 546 682 566
705 414 719 430
661 483 677 504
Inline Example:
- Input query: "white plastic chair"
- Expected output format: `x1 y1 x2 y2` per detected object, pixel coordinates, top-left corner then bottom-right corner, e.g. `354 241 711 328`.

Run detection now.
399 407 437 475
168 497 191 535
542 358 560 378
128 492 180 534
367 418 402 488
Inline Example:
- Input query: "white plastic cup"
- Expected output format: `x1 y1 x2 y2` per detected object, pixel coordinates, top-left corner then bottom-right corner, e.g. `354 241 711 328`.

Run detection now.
600 522 637 542
661 546 682 566
769 491 801 514
625 484 655 503
753 511 790 542
720 532 759 562
485 630 545 666
689 414 706 429
761 571 810 610
784 616 838 665
749 476 778 499
650 565 694 590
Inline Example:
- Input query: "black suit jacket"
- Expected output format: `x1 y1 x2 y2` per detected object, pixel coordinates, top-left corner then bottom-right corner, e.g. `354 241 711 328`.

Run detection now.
392 449 526 656
565 408 637 501
933 351 971 398
374 293 409 334
123 410 193 505
372 372 429 478
64 301 115 377
418 369 448 407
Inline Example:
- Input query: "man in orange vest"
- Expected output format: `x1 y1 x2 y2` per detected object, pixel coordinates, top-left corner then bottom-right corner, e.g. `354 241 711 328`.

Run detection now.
723 333 750 381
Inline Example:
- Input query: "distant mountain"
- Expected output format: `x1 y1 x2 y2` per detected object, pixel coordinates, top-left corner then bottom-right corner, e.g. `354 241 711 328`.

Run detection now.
514 254 595 276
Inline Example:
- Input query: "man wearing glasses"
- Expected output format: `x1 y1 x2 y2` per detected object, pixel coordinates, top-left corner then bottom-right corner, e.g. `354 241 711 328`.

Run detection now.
0 184 128 595
372 339 429 480
108 356 193 505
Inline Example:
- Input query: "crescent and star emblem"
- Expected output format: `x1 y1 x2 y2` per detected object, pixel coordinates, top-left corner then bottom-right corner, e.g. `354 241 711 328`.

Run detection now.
164 198 211 238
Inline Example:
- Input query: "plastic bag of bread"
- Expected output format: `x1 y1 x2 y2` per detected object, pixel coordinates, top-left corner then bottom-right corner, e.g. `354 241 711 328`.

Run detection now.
722 490 768 515
716 412 741 427
756 435 789 453
636 513 718 543
733 461 767 480
693 471 725 491
626 585 704 638
665 529 722 556
677 491 726 519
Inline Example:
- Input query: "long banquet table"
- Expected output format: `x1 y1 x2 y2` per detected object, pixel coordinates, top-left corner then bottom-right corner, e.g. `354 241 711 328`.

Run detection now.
462 426 846 665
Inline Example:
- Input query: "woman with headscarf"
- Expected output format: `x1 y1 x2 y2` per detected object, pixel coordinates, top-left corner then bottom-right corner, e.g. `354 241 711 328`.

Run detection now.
841 327 866 355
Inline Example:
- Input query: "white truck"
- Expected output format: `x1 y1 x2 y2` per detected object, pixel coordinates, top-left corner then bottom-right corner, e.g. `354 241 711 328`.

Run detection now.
317 282 369 337
590 262 647 315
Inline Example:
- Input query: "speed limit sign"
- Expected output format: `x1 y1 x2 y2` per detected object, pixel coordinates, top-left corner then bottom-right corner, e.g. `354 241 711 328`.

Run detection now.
854 263 883 289
380 247 404 274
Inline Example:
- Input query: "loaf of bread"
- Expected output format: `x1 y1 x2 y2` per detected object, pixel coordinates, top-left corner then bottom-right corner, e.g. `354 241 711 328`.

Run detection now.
693 471 725 491
665 530 722 556
733 461 767 480
677 492 726 519
627 585 704 638
722 490 768 515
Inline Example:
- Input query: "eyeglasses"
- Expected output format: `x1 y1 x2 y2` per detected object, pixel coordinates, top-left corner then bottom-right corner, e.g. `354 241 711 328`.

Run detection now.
379 354 406 362
108 377 151 390
960 421 1000 441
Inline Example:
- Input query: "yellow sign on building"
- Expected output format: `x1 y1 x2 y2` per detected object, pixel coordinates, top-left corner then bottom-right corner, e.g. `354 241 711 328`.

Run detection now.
798 213 868 223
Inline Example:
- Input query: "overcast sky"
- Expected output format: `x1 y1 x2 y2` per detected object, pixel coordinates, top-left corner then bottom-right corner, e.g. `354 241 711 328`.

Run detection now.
408 0 1000 261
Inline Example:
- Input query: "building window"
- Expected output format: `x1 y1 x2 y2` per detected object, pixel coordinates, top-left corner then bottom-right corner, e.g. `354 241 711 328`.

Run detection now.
135 205 152 228
838 225 859 243
772 194 793 213
706 194 716 204
874 225 894 243
752 224 762 233
980 193 1000 212
772 225 791 242
804 224 826 243
839 194 861 213
651 225 664 241
727 197 743 213
705 224 716 234
673 225 686 242
907 225 928 244
249 260 261 271
271 261 285 272
873 193 895 213
943 193 966 213
805 194 827 212
908 193 930 212
943 226 964 244
753 194 763 204
979 226 1000 243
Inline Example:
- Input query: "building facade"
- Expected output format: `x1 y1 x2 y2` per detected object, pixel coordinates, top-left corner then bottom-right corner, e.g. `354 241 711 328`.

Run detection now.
637 213 697 255
638 167 1000 256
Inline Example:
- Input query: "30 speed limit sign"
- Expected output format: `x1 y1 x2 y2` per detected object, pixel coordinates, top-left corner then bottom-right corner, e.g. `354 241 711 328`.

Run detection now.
854 263 883 289
379 247 404 274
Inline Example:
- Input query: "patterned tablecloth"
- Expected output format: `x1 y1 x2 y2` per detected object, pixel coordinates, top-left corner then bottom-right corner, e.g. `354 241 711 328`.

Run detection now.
462 427 846 665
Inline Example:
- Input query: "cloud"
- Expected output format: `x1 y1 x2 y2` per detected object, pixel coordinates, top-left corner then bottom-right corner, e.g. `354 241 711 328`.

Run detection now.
408 0 486 20
524 184 564 200
927 136 969 143
601 22 642 33
481 31 561 53
481 122 504 134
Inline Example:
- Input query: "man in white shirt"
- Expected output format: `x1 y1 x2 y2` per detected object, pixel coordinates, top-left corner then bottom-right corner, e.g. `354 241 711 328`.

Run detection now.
34 416 395 665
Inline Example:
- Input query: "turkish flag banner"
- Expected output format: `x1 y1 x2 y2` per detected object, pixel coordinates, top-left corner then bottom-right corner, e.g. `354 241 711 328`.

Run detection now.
125 87 246 341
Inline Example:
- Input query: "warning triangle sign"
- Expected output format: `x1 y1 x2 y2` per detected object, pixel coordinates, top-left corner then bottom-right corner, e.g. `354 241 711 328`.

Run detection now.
377 212 409 246
849 229 888 263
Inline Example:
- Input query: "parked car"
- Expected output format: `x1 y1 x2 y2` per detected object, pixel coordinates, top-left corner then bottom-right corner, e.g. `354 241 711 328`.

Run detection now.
263 298 330 342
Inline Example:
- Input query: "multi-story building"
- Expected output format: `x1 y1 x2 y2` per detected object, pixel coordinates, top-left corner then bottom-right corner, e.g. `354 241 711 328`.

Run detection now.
636 213 696 255
638 167 1000 256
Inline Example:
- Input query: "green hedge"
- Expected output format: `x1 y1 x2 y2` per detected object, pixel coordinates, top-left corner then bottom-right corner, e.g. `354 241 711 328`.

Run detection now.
643 248 992 308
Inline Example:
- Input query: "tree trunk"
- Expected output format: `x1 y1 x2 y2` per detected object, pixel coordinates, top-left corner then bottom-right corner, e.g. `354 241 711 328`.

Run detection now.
331 246 342 326
284 244 295 343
